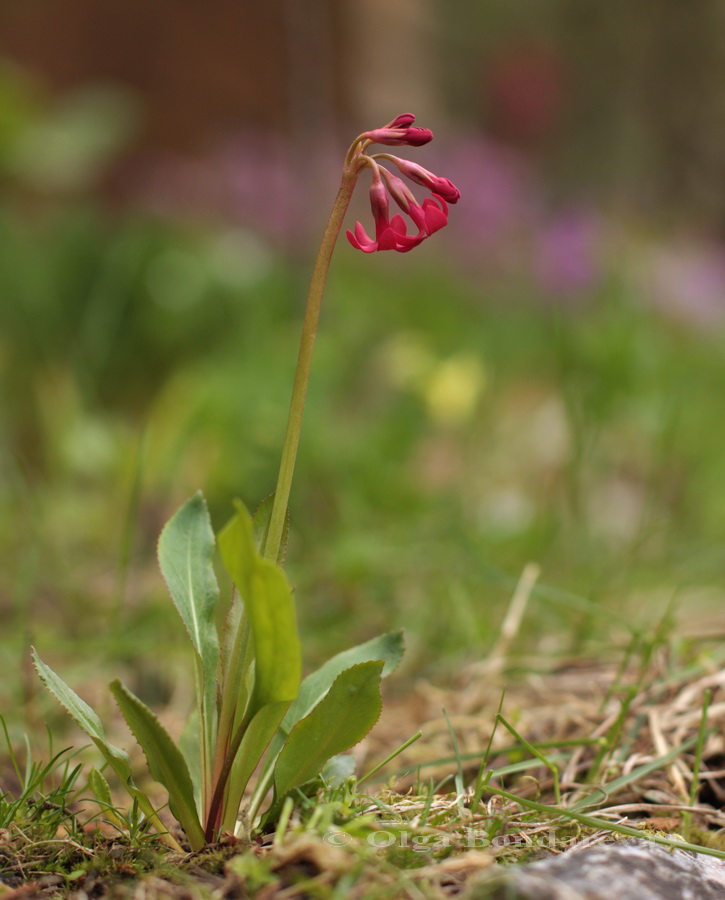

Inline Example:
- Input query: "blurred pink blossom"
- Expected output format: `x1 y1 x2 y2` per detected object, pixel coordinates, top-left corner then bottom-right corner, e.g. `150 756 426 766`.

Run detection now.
534 209 601 294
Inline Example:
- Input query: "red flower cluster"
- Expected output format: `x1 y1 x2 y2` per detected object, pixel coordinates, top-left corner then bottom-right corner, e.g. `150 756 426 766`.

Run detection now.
346 114 460 254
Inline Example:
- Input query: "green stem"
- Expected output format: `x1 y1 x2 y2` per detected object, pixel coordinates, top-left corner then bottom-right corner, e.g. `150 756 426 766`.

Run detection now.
262 169 359 562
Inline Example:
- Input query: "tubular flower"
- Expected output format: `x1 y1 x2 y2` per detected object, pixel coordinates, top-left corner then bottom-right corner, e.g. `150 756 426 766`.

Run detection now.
378 167 449 239
359 112 433 147
345 114 460 253
381 155 461 204
346 167 424 253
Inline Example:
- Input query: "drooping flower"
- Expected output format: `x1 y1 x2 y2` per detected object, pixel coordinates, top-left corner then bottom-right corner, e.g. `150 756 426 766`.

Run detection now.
346 166 424 253
359 112 434 148
344 114 460 254
380 155 461 204
378 167 449 238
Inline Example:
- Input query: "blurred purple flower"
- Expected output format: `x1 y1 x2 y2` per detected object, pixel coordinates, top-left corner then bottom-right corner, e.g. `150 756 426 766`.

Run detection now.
131 129 337 248
534 209 602 294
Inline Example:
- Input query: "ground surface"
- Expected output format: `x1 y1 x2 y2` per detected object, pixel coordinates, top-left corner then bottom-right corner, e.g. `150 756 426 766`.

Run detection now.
3 638 725 899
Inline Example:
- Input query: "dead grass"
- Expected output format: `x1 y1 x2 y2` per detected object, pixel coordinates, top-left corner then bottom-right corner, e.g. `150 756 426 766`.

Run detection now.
3 637 725 899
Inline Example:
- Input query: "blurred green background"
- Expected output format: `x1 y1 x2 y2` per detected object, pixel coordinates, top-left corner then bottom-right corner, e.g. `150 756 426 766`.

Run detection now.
1 1 725 720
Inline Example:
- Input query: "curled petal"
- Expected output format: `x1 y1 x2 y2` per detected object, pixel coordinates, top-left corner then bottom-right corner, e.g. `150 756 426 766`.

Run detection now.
346 223 377 253
389 215 425 252
422 196 449 234
405 202 427 233
390 214 425 249
386 113 416 128
376 226 399 251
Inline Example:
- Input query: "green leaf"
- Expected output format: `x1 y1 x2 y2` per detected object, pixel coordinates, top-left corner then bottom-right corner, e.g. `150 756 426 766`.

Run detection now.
157 492 220 680
34 651 114 752
87 767 124 829
178 708 202 812
272 630 404 756
321 753 356 787
272 661 384 802
220 701 289 834
110 679 206 850
218 594 252 733
157 492 220 802
88 767 114 808
32 651 181 851
249 565 300 706
218 502 300 710
252 493 289 565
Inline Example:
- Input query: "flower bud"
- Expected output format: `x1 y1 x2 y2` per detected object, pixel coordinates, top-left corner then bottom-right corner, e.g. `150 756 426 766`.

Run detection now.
362 113 433 147
384 157 461 203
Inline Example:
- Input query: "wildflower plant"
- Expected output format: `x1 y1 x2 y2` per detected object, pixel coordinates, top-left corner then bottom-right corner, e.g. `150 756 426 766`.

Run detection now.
33 114 459 851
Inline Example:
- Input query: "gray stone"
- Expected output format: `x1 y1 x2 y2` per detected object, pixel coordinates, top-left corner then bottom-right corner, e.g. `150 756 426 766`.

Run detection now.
468 838 725 900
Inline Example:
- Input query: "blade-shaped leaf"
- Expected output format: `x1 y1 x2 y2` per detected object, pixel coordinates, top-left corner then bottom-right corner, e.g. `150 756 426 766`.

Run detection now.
87 767 125 829
110 679 206 850
269 630 404 759
34 651 118 754
178 708 202 812
220 701 289 834
218 594 251 732
32 651 181 851
272 661 384 802
157 492 220 676
249 565 300 706
157 492 220 802
88 766 114 808
218 502 300 710
213 594 253 825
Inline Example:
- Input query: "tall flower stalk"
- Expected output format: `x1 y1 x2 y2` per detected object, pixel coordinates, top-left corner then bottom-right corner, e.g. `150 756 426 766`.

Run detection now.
264 113 460 560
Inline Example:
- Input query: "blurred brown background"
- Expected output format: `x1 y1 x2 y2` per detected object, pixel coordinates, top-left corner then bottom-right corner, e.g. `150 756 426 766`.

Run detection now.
4 0 725 224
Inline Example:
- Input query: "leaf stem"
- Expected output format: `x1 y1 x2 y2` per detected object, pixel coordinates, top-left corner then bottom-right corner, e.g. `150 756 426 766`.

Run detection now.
262 169 359 562
205 705 254 841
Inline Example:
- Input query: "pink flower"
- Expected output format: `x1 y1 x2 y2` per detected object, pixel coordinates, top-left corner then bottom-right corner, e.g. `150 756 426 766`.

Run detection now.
379 167 449 237
361 112 433 147
388 114 416 128
383 156 461 204
345 114 459 253
346 168 424 253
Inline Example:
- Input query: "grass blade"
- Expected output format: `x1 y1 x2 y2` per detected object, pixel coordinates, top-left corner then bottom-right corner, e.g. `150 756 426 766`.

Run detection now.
485 784 725 861
496 711 561 805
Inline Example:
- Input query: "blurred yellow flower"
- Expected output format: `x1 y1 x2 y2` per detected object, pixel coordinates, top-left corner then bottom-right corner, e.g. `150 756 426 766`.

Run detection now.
378 331 436 390
423 353 486 426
